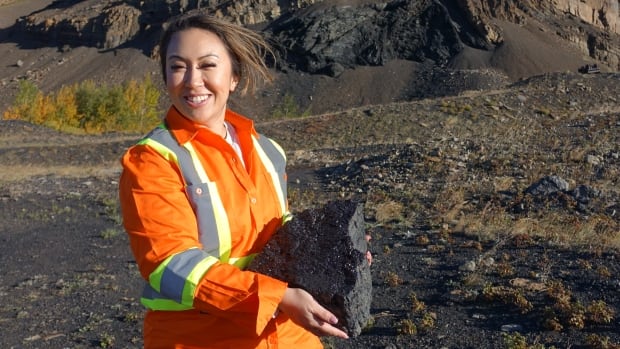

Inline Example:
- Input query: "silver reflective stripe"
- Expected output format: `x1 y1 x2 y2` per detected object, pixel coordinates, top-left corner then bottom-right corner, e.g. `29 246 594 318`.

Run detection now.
145 127 224 258
183 143 231 261
159 248 209 303
253 135 287 214
143 248 219 310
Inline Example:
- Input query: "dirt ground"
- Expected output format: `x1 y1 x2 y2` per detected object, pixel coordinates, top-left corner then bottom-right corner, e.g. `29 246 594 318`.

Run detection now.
1 72 620 348
1 1 619 349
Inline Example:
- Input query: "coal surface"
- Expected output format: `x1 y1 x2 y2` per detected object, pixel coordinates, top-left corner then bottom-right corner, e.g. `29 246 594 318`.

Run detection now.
248 200 372 337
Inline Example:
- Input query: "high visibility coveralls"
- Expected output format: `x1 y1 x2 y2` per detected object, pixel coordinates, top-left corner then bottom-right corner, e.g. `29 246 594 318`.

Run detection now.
119 107 322 349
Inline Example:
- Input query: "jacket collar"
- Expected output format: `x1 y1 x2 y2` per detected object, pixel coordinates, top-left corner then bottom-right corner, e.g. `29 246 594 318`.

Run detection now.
165 106 258 145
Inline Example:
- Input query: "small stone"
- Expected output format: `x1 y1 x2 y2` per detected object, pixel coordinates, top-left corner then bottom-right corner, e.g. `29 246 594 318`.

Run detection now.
459 260 476 272
501 324 523 332
586 154 601 165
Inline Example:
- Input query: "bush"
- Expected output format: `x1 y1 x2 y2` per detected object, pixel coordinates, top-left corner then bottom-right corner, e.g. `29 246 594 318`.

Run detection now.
3 75 161 134
271 93 310 119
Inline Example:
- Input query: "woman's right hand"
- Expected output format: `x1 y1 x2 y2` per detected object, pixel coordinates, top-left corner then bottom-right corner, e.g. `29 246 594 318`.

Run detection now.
278 288 349 339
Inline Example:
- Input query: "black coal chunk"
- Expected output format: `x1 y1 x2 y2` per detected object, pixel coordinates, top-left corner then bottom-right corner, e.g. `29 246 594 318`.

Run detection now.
247 200 372 337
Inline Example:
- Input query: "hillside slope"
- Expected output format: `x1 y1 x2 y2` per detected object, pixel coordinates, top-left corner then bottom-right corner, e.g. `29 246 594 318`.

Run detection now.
0 0 617 119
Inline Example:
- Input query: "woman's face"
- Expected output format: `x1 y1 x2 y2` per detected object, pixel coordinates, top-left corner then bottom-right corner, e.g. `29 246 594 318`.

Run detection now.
165 28 238 127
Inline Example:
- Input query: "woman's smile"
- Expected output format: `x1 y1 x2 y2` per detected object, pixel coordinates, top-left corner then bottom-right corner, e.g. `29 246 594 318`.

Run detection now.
185 94 211 106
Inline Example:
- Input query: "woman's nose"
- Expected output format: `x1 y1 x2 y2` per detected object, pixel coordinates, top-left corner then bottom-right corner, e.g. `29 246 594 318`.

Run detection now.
185 67 203 87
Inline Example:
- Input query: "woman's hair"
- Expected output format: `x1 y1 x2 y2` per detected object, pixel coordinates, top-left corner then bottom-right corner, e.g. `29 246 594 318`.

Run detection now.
158 10 274 95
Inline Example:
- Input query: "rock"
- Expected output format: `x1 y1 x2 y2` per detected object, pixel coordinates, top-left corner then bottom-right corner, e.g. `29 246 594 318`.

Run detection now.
268 1 466 74
571 184 600 212
247 200 372 337
459 260 477 272
501 324 523 332
525 175 569 196
586 154 601 165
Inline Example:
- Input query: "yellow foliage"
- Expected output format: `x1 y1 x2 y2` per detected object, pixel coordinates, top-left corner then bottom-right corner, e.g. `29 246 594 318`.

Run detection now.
3 76 161 134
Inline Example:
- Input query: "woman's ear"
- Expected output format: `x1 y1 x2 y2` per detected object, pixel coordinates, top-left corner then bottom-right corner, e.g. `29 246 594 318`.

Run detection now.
230 77 239 92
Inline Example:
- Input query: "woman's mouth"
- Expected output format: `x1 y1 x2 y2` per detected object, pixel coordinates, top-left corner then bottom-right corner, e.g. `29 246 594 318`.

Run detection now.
185 95 210 106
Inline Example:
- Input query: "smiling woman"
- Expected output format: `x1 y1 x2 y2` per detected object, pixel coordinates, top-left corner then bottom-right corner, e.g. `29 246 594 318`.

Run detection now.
164 28 238 134
118 10 349 349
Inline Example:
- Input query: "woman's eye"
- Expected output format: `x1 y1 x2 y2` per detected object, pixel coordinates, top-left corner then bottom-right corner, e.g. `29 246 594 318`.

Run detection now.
170 64 186 71
200 63 216 69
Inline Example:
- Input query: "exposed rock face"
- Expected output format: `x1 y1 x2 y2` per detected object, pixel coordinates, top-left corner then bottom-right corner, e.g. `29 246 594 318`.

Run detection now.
139 0 282 26
15 0 283 49
8 0 620 71
451 0 620 69
268 1 469 75
247 200 372 337
552 0 618 34
16 1 141 49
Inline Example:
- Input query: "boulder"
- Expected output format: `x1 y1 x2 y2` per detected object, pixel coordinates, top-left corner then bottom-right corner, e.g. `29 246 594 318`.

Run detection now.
247 200 372 337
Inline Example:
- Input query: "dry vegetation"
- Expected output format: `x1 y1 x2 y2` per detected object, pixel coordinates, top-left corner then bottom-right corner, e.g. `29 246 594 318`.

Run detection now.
1 71 619 348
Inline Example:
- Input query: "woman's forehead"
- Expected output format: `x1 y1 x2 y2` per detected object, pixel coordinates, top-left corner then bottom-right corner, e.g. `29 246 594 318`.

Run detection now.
168 28 227 55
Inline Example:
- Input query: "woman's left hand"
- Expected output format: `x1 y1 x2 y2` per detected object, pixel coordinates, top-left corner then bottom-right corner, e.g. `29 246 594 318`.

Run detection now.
279 288 349 339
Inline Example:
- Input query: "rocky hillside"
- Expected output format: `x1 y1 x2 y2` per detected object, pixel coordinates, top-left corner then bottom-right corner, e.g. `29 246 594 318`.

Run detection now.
0 0 618 118
12 0 620 71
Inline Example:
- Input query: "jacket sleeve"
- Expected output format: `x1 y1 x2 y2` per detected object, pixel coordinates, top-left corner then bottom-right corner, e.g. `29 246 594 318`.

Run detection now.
119 143 287 335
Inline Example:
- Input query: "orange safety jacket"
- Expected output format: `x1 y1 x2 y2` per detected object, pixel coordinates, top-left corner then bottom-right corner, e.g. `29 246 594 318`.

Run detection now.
119 107 322 349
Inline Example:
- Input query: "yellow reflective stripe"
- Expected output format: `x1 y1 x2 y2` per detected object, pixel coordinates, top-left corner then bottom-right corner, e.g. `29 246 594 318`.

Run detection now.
229 253 257 269
283 211 293 224
148 253 173 293
209 181 232 262
253 136 286 215
181 255 219 306
139 138 179 164
141 298 193 311
183 142 232 263
182 143 209 182
145 249 219 309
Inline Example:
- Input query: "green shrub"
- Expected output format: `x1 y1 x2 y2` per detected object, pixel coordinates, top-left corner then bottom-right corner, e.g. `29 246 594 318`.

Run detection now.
271 93 310 119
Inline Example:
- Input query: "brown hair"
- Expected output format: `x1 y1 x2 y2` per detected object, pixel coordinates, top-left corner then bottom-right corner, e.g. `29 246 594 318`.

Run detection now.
158 10 274 95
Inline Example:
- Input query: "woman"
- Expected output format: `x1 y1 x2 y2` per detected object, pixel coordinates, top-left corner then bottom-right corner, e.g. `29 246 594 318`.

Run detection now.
119 10 348 348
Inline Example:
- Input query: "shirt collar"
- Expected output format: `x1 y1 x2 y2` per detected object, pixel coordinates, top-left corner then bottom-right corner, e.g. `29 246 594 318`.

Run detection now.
164 106 257 145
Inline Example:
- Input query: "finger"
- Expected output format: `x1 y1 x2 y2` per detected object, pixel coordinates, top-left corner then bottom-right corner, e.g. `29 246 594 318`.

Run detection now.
316 322 349 339
310 305 349 337
312 305 339 325
366 250 373 266
365 234 371 242
311 306 349 338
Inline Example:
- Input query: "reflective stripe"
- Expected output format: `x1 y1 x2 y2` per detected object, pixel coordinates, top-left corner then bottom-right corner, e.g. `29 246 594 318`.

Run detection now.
182 142 210 183
253 135 287 215
138 125 179 164
137 123 288 311
141 284 192 311
184 142 232 261
229 253 257 269
145 127 225 257
149 248 219 306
